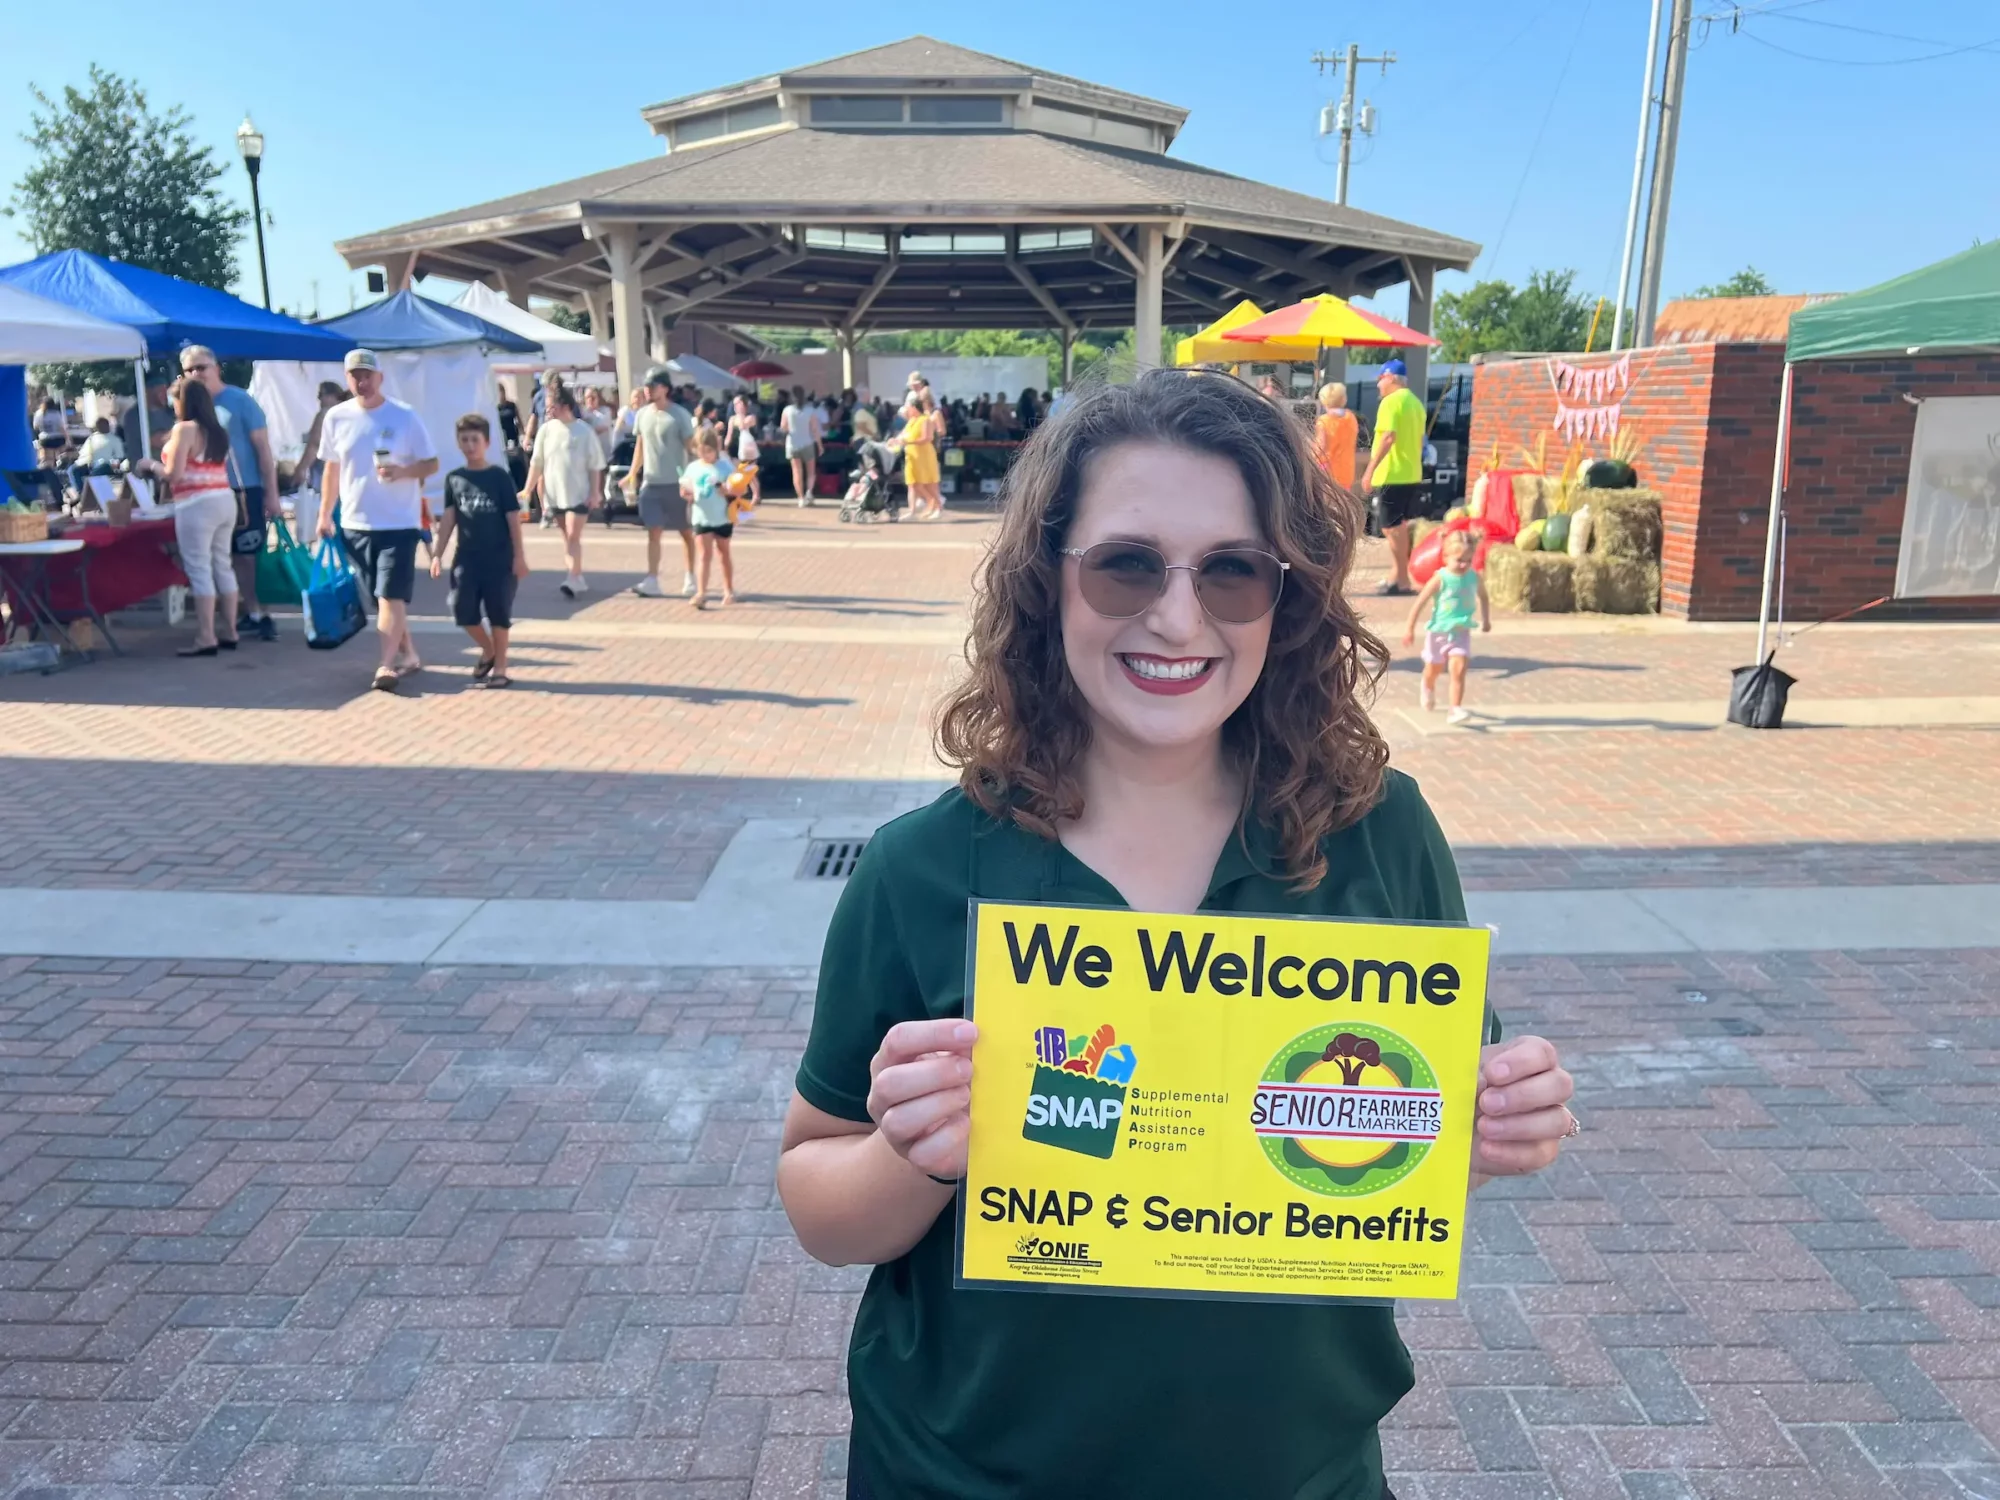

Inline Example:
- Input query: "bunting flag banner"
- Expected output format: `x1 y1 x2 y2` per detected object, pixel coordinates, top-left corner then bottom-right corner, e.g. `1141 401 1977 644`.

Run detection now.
1552 401 1623 439
1544 354 1632 404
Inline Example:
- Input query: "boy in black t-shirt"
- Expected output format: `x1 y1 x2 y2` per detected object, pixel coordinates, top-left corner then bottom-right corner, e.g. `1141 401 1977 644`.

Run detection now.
431 413 529 687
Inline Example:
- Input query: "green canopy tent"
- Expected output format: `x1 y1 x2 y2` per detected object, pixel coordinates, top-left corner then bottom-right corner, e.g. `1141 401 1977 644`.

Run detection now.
1758 242 2000 656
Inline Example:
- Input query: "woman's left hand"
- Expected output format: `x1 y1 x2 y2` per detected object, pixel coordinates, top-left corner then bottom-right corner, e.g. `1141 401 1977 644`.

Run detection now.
1472 1035 1575 1181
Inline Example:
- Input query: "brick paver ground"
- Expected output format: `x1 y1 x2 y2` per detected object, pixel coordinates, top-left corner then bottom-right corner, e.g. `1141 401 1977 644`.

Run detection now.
4 510 1999 896
2 951 1997 1499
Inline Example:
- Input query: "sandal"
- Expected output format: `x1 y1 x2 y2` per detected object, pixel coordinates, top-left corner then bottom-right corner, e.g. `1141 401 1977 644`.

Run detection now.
472 657 495 681
218 637 239 651
482 673 512 689
177 644 219 658
371 666 399 692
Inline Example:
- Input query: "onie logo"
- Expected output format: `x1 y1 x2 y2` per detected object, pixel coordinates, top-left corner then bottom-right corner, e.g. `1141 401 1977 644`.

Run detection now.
1008 1232 1102 1271
1251 1022 1441 1198
1021 1022 1137 1159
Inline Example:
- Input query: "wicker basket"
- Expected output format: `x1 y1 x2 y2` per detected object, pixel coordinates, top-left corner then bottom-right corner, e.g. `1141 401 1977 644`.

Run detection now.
0 510 50 544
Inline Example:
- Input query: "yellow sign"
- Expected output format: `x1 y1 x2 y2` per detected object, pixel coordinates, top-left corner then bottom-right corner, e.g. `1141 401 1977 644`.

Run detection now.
958 901 1491 1303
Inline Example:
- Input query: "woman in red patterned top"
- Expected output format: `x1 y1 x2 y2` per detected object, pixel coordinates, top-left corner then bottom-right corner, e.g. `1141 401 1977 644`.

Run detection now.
156 378 246 656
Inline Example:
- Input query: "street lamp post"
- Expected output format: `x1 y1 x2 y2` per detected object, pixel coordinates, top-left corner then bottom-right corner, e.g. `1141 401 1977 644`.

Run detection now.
235 114 270 310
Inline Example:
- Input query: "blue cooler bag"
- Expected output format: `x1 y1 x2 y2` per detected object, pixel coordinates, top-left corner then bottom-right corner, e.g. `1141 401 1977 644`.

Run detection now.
302 539 366 650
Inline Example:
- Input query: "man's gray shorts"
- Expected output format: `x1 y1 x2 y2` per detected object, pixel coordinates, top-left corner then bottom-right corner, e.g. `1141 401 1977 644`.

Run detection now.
637 484 689 532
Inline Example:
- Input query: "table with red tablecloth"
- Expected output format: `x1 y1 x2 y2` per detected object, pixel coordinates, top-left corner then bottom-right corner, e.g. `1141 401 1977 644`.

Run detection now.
0 516 185 656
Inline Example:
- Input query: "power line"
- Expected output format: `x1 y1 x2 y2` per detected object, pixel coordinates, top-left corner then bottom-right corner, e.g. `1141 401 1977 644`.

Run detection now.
1732 25 2000 64
1481 0 1596 276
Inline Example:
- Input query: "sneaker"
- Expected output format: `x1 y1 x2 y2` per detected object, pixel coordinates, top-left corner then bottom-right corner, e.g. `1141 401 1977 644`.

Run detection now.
1446 706 1472 725
559 575 588 599
255 615 277 642
631 576 665 598
1420 681 1436 712
681 571 697 598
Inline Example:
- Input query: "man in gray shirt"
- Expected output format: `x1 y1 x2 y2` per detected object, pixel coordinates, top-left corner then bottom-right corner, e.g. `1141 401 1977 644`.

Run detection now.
626 367 697 598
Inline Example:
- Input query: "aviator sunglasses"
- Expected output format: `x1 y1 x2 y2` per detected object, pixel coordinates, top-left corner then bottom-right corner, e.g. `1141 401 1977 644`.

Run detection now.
1058 541 1289 624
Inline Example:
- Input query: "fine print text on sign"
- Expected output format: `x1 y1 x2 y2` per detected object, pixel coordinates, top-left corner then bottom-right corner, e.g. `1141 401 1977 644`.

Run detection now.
956 901 1492 1304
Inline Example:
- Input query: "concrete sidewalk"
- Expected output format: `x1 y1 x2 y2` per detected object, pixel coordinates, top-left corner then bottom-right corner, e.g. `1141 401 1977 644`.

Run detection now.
0 819 1992 966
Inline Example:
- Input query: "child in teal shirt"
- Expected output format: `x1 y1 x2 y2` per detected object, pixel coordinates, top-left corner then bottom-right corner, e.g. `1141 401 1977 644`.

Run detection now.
679 430 739 609
1402 527 1490 724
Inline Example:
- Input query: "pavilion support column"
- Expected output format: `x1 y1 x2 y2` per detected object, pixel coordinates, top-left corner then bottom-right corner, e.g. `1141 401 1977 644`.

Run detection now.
501 268 534 310
1134 226 1165 375
602 226 646 397
1320 347 1348 393
1060 328 1076 387
838 330 857 392
581 287 609 367
1403 260 1435 399
379 252 416 293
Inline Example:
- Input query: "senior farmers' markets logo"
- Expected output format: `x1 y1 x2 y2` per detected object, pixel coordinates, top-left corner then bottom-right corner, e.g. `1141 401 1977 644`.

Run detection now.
1251 1022 1441 1197
1020 1023 1138 1159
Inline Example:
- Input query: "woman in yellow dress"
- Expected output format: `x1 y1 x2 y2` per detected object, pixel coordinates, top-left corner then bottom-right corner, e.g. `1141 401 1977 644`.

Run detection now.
898 392 944 520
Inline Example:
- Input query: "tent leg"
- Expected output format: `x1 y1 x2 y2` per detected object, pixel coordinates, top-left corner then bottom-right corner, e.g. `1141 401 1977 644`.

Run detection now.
133 359 151 459
1755 362 1794 660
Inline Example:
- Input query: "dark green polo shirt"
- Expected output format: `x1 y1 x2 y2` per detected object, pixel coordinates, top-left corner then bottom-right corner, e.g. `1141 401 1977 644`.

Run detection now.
797 770 1491 1500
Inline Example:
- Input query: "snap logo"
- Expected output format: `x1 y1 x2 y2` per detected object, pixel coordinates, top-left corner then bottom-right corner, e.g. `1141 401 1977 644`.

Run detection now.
1020 1022 1136 1159
1250 1022 1441 1197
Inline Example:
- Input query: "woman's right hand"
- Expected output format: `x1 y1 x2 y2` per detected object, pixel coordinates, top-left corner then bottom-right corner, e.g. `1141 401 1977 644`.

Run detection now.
867 1018 977 1181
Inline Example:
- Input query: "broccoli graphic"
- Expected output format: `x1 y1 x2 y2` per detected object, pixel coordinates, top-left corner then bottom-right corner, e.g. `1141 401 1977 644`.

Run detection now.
1320 1032 1382 1086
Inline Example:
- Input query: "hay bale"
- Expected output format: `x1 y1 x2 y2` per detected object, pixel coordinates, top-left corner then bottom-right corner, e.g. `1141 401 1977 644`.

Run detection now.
1573 556 1660 614
1486 544 1576 613
1582 487 1663 561
1411 517 1441 548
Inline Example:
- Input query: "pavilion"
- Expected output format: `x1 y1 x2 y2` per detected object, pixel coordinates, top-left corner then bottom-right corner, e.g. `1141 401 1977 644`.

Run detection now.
335 37 1477 396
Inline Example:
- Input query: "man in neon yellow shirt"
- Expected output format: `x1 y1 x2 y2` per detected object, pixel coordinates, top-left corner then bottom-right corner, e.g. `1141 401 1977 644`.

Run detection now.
1359 359 1430 594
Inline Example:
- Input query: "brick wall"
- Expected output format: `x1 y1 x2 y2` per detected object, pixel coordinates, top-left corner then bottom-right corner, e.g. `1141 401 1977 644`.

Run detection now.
1785 355 2000 619
1470 345 1999 620
1469 346 1746 617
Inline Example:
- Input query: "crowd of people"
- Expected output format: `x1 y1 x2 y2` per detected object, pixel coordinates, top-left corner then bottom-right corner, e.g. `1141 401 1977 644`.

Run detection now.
15 355 1463 710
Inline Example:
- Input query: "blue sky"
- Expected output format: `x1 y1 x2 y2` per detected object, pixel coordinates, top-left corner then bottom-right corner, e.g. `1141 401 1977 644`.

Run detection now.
3 0 1994 325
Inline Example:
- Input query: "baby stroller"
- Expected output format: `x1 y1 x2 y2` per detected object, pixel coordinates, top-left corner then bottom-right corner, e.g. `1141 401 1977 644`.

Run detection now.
839 438 903 523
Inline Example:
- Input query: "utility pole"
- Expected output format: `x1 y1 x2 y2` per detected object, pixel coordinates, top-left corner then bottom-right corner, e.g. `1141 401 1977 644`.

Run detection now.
1610 0 1664 352
1312 45 1395 206
1632 0 1691 347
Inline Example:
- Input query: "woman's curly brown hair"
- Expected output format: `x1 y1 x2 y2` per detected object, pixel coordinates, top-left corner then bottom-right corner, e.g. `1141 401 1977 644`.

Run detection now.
936 366 1390 890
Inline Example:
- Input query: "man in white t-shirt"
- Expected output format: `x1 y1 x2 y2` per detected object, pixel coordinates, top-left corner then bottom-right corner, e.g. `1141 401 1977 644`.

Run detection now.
524 385 605 598
316 348 440 691
780 385 824 508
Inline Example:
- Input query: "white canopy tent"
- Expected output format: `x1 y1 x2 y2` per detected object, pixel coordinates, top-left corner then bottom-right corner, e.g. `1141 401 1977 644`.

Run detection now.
0 284 147 364
453 281 599 369
251 349 505 502
1 285 153 455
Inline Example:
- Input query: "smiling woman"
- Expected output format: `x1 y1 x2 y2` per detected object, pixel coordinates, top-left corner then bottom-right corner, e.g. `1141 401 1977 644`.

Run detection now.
942 367 1387 896
775 368 1578 1500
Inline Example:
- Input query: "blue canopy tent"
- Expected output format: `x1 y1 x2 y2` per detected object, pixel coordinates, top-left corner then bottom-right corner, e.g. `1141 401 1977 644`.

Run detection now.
0 249 356 456
313 289 540 355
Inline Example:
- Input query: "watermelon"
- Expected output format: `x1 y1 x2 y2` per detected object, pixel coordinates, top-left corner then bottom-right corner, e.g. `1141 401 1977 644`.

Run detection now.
1583 459 1636 490
1515 519 1545 552
1542 513 1572 554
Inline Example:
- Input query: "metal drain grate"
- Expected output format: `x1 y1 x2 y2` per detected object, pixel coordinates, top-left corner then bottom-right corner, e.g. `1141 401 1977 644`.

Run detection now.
799 838 871 880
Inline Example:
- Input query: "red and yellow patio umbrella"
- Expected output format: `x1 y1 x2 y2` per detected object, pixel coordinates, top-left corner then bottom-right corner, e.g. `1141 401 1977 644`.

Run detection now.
1172 300 1303 365
1220 294 1440 353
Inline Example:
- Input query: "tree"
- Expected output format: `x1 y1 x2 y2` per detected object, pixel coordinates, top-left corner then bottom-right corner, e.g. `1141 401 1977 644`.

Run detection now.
541 303 590 334
1434 280 1519 363
1691 267 1776 299
1434 269 1596 362
8 66 248 391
